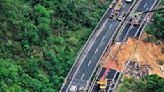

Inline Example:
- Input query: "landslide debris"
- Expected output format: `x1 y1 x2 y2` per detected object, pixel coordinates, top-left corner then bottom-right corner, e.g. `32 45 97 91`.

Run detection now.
101 33 164 78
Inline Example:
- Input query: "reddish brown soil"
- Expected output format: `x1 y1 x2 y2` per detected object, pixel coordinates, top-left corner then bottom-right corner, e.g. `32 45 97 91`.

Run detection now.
101 33 164 78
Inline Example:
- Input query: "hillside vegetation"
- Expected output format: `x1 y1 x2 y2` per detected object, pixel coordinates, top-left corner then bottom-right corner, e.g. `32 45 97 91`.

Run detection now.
0 0 110 91
145 0 164 40
118 1 164 92
119 75 164 92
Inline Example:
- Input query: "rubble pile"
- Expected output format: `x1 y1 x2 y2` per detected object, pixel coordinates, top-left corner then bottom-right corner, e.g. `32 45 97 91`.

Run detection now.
125 61 151 79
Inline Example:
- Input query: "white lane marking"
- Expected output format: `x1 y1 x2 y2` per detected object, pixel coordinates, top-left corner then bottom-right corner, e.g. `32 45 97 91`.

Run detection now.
87 32 114 89
134 25 141 37
109 24 112 29
87 20 120 91
107 71 118 92
102 36 105 41
84 19 109 60
134 0 158 38
138 14 142 19
96 19 109 37
95 48 99 54
100 24 113 44
101 24 112 42
88 19 108 51
112 8 115 12
81 74 85 79
88 60 92 66
123 3 126 8
144 3 147 8
123 25 133 41
66 19 109 92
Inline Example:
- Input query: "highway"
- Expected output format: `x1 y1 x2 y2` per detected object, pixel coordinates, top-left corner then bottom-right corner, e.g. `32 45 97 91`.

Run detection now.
60 0 133 92
89 0 160 92
116 0 160 42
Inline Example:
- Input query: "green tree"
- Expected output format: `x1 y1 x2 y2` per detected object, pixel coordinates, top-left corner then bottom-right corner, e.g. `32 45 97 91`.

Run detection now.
0 0 109 91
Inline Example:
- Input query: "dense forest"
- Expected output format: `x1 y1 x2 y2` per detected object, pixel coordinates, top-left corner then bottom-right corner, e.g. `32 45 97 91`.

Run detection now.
0 0 110 91
119 75 164 92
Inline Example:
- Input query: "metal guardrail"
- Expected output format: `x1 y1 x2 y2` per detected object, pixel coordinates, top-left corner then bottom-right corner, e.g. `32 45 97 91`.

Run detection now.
87 0 144 91
87 0 140 91
86 33 114 92
60 4 110 92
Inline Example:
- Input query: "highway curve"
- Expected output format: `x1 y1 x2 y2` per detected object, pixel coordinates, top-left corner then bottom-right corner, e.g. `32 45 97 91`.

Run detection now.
60 0 133 92
89 0 161 92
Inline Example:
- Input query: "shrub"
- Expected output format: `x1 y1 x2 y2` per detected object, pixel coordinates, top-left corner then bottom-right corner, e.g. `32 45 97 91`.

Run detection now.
155 40 160 45
158 60 164 65
162 48 164 54
143 38 151 42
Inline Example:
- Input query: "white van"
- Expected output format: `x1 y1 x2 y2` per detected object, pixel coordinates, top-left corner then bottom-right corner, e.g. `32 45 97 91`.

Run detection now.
69 86 77 92
126 0 133 3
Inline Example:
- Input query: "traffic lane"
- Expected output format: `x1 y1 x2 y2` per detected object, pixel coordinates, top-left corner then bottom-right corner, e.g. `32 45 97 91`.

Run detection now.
126 25 139 38
126 20 144 38
73 1 125 78
107 0 132 20
87 1 138 90
135 24 145 38
94 68 116 81
64 19 111 91
66 19 115 91
90 0 159 91
118 1 132 16
106 72 120 92
85 9 111 52
133 0 157 26
74 20 113 79
107 70 117 80
82 0 134 82
61 8 113 92
86 20 120 90
126 0 160 38
102 1 133 43
116 0 157 42
118 15 148 41
83 22 118 79
136 0 154 12
82 21 119 80
97 68 106 80
137 0 160 20
116 24 131 42
91 70 117 92
62 19 114 92
99 0 132 32
61 0 137 91
91 84 99 92
97 1 120 31
97 8 113 30
62 0 139 91
107 0 126 14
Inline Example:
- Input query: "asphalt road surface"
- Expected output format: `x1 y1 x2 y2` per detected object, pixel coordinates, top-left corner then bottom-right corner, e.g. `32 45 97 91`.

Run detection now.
91 69 119 92
60 0 133 92
117 0 160 42
89 0 160 92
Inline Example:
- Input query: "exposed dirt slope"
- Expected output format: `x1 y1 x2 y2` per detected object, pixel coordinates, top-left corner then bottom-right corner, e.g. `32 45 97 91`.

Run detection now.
101 34 164 78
